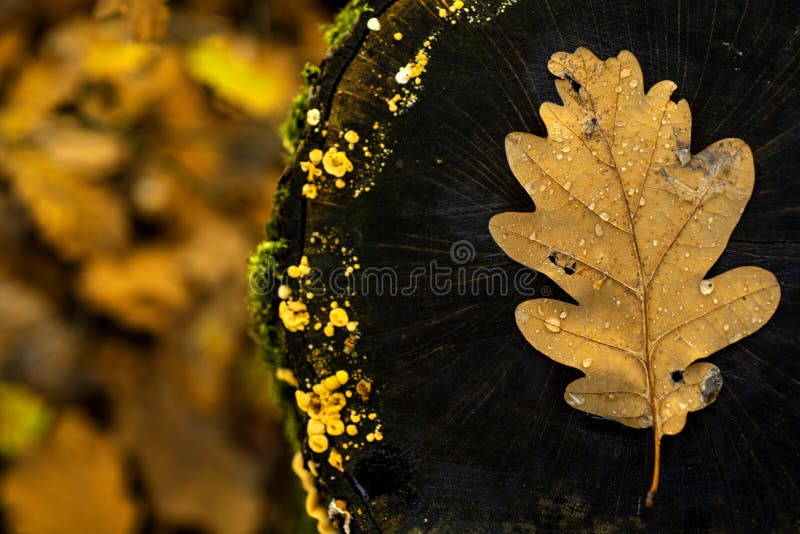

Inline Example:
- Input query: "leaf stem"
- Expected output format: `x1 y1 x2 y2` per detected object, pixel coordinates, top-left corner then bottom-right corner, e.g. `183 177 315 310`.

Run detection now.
645 433 661 507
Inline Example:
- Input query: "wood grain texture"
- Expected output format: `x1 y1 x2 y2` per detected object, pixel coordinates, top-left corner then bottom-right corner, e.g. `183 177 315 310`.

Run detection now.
272 0 800 531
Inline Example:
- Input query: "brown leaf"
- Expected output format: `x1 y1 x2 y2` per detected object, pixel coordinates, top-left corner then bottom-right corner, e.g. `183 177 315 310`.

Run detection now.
0 411 138 534
113 377 263 534
489 48 780 505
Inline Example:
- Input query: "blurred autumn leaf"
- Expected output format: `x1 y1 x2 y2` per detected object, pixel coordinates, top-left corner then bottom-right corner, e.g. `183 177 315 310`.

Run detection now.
0 383 52 460
1 412 139 534
0 0 342 532
94 0 170 41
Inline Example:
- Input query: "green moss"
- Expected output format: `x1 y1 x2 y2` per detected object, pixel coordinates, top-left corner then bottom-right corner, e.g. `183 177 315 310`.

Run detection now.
278 63 321 158
323 0 373 48
248 238 287 364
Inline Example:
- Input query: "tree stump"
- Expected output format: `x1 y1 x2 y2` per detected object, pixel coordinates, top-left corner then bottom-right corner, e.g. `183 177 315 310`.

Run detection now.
252 1 800 531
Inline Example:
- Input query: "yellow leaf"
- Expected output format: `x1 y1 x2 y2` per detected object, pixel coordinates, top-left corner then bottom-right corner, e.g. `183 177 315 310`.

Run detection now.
489 48 780 506
83 40 155 79
185 35 292 118
3 149 129 260
78 247 189 332
0 61 79 140
1 411 138 534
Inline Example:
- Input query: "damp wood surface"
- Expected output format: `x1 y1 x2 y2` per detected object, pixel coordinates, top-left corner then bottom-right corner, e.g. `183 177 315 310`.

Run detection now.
265 0 800 531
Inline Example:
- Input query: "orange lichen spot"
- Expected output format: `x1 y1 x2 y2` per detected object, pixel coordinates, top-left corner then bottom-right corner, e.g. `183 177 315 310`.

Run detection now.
302 183 318 199
329 307 349 327
322 147 353 177
335 178 346 189
346 424 358 436
308 434 329 453
346 321 359 332
276 367 298 387
393 32 403 41
323 324 335 337
368 412 377 421
279 300 310 332
366 433 375 443
349 411 361 424
328 448 344 471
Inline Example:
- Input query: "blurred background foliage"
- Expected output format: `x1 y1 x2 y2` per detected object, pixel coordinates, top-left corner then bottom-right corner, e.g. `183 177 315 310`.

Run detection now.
0 0 344 532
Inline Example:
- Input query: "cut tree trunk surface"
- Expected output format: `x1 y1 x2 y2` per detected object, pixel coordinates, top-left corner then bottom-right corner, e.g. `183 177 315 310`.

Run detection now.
263 1 800 531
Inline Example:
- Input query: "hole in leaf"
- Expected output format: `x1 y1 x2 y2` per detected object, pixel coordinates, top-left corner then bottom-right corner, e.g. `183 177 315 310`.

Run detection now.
548 253 576 275
566 73 582 94
671 370 684 383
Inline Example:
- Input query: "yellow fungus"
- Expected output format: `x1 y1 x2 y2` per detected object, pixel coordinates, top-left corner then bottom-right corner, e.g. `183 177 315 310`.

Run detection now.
386 93 403 112
329 307 349 327
309 148 323 164
306 108 320 126
286 256 311 279
356 379 372 401
323 375 341 391
326 419 345 436
323 324 334 337
393 32 403 41
299 160 322 182
346 424 358 436
308 434 329 453
328 448 344 471
276 367 298 387
295 391 310 410
336 370 349 385
301 183 318 199
328 393 346 411
344 130 360 145
322 147 353 177
335 178 346 189
279 300 310 332
277 285 291 300
307 419 326 436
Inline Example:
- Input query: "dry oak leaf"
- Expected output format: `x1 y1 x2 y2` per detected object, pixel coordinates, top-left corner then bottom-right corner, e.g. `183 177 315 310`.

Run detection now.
488 48 780 506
